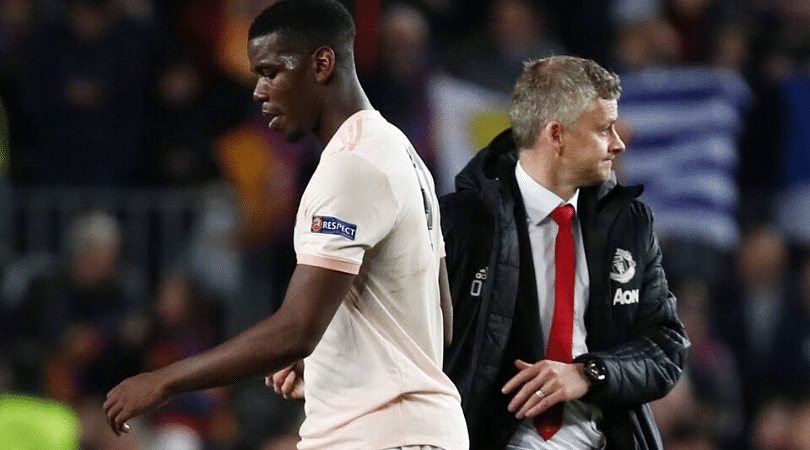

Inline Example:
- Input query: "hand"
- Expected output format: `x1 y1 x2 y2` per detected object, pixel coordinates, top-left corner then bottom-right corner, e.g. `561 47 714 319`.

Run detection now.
103 372 171 436
266 360 304 400
501 359 589 419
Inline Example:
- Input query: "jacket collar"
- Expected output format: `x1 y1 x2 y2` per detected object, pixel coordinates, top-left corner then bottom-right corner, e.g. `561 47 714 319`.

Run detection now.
455 128 642 207
454 128 517 194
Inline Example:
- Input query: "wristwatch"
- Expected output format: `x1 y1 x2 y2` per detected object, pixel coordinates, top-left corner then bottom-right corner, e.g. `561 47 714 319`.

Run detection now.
582 359 607 388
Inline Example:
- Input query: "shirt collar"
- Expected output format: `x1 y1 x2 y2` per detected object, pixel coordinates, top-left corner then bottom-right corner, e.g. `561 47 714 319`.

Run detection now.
515 160 580 224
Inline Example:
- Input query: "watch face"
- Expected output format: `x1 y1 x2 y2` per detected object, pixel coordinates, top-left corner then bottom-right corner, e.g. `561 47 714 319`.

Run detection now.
588 361 606 382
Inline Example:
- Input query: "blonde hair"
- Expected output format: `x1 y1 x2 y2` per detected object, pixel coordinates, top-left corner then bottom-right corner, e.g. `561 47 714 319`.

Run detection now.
510 55 621 150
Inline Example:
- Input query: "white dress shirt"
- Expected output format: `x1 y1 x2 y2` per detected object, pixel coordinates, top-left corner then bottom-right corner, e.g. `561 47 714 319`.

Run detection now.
506 161 605 450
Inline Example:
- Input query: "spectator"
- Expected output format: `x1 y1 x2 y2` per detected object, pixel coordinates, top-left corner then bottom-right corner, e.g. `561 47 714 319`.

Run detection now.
612 13 751 289
664 0 741 65
649 375 701 448
152 0 226 79
13 0 158 185
145 46 245 186
361 2 440 174
185 158 311 449
716 224 793 433
771 253 810 396
141 271 236 450
215 113 320 311
6 210 148 398
672 277 744 449
452 0 566 94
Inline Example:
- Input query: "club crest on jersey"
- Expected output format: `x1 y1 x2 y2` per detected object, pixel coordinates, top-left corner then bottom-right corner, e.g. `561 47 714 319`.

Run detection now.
311 216 357 240
609 248 636 283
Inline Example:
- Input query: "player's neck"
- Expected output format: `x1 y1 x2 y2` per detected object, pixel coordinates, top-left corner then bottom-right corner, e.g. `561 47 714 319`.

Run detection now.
317 81 373 144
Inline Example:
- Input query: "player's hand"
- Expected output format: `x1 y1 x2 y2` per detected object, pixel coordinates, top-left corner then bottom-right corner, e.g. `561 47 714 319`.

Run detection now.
501 359 589 419
267 360 304 400
103 372 170 436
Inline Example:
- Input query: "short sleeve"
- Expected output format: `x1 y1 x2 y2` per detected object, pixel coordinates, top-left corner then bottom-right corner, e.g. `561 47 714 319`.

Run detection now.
295 152 398 274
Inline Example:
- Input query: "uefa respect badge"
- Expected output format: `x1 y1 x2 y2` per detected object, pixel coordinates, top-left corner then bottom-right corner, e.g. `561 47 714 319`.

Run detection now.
311 216 357 240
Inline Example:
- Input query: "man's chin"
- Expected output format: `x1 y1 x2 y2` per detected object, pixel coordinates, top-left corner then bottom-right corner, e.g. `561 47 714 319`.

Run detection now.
597 166 614 181
582 171 612 188
283 130 306 143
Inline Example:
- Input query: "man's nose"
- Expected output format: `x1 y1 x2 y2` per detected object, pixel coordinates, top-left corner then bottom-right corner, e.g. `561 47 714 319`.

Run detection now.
611 129 626 154
253 78 269 101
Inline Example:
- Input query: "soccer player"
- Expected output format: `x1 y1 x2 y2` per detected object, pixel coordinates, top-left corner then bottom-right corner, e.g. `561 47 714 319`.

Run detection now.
103 1 468 449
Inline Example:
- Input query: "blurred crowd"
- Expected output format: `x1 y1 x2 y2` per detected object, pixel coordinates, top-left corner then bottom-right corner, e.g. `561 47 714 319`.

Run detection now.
0 0 809 449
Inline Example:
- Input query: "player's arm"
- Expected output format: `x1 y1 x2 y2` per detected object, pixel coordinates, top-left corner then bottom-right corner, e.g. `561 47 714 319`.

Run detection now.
439 257 453 346
270 258 451 400
104 264 354 435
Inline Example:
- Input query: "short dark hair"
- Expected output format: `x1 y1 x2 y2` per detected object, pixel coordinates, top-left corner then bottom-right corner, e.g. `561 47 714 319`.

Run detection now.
248 0 356 58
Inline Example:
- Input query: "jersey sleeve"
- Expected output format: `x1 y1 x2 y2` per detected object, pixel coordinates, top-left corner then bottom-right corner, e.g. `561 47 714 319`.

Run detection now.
295 152 398 274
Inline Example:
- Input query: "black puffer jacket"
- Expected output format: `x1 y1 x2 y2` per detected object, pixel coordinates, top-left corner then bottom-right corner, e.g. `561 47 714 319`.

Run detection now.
441 129 689 450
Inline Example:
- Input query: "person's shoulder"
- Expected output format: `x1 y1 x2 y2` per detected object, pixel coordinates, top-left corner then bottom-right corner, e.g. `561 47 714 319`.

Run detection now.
440 190 492 229
324 110 409 160
440 189 481 210
587 180 654 223
584 176 641 204
361 112 413 151
626 198 655 221
613 185 654 220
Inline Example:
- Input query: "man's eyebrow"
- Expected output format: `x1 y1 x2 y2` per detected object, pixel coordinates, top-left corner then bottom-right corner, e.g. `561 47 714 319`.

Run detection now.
253 55 300 74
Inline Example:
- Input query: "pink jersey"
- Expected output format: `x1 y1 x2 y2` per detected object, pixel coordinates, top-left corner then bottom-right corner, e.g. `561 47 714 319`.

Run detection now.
293 110 468 450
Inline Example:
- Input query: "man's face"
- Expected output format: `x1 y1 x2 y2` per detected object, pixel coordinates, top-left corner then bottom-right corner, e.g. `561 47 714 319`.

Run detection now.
561 97 625 187
248 33 319 142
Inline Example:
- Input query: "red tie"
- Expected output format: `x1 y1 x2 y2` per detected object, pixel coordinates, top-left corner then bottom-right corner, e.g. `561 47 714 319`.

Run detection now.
534 204 576 440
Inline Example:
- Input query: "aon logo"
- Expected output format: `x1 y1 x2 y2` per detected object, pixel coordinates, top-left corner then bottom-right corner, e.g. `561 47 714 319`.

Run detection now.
613 288 639 305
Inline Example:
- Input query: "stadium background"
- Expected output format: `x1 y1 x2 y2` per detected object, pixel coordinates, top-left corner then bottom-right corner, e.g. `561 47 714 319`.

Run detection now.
1 0 809 449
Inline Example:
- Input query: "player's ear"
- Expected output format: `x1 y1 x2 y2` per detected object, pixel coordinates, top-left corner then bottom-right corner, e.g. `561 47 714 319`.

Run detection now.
313 46 336 83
